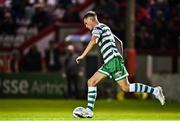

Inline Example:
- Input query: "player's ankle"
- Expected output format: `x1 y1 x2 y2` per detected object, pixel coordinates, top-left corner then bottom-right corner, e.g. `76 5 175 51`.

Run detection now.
86 108 93 112
153 87 159 96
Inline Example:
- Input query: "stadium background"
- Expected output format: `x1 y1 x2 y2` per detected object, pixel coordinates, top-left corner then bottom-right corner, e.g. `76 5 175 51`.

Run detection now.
0 0 180 120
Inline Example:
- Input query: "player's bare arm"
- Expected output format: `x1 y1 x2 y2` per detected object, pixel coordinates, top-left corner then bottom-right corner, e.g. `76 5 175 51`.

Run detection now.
76 36 97 64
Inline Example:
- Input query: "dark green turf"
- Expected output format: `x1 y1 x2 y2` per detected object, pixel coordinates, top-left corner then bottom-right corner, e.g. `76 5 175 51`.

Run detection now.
0 99 180 120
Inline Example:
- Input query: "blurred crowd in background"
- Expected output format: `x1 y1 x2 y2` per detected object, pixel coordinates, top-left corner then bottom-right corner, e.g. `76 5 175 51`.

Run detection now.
0 0 179 49
0 0 180 72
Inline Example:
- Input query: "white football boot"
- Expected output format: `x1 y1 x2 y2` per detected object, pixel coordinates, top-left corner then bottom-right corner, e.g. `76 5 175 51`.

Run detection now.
82 108 94 118
155 86 165 105
73 107 86 118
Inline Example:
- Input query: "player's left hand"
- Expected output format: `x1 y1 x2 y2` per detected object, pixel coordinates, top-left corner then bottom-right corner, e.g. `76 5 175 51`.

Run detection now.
76 56 84 64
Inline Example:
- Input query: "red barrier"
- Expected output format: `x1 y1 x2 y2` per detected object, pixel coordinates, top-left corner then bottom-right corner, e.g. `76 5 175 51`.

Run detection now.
126 48 137 80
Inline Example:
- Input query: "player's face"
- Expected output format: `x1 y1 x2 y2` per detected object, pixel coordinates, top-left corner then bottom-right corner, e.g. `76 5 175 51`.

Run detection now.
84 17 94 30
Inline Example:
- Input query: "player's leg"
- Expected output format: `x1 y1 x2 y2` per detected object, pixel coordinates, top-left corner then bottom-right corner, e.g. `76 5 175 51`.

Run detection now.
86 71 107 116
117 77 157 93
78 71 107 118
116 77 165 105
111 56 165 105
128 81 165 105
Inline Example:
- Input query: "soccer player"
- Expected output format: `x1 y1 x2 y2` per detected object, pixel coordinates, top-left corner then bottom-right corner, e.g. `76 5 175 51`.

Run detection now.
76 11 165 118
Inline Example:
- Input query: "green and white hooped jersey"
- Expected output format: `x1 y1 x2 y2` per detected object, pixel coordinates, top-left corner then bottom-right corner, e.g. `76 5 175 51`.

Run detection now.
92 23 122 63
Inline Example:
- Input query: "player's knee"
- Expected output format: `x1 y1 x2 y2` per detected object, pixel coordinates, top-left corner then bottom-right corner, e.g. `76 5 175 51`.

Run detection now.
120 84 129 92
87 79 96 86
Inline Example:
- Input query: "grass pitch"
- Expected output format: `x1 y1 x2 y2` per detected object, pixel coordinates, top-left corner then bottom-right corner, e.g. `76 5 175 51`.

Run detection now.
0 99 180 121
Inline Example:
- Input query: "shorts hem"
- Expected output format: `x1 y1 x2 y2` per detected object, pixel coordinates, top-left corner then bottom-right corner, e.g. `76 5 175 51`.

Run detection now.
98 69 112 78
115 73 129 81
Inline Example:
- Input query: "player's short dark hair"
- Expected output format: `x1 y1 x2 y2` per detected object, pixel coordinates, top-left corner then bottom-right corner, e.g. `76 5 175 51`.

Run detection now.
83 11 97 19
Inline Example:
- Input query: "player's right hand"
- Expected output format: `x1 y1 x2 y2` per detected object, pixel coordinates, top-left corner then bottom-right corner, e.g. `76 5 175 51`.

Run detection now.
76 56 83 64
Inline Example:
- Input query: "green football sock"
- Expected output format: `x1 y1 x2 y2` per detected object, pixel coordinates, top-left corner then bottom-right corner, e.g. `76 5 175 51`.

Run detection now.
87 87 97 111
129 83 158 95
